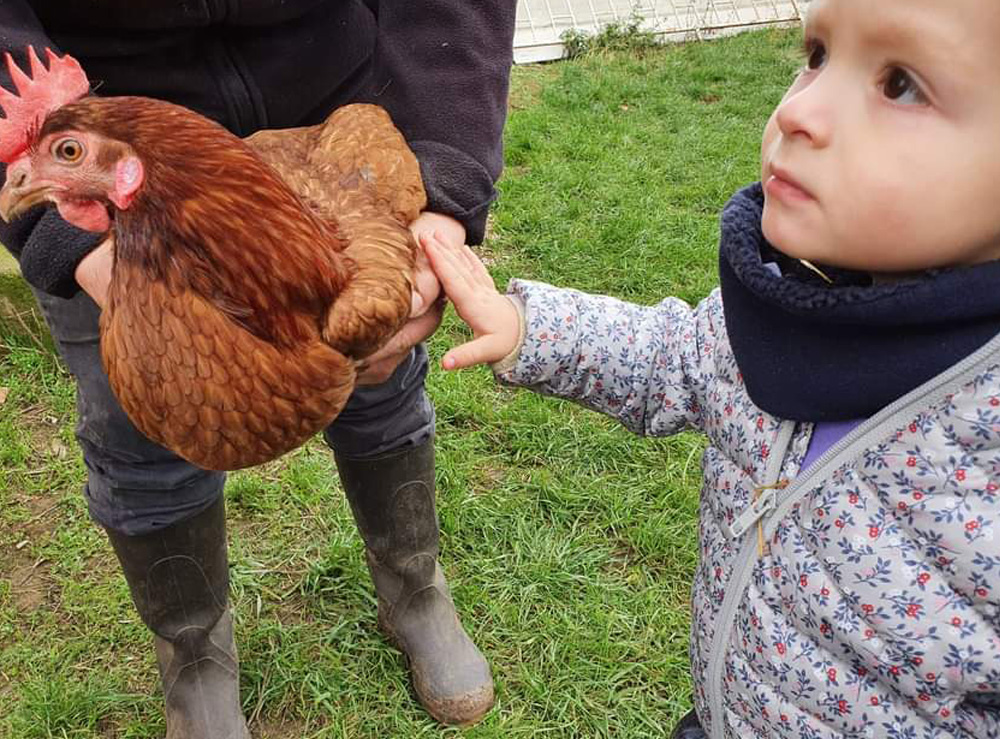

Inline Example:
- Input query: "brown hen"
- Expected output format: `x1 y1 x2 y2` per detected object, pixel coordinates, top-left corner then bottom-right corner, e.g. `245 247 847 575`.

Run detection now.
0 48 425 470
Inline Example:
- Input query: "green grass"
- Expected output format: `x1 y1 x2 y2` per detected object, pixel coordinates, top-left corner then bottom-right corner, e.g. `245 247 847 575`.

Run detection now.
0 28 802 738
0 248 17 275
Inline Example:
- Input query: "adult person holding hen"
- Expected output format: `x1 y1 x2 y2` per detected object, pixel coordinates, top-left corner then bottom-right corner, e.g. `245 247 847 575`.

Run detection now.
0 2 515 736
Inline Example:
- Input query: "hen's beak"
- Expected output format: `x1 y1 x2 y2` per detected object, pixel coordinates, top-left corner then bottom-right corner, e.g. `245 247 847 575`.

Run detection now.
0 184 53 222
0 162 52 222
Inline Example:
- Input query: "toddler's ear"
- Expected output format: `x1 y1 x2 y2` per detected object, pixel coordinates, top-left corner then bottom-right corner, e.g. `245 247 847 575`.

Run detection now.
109 155 144 209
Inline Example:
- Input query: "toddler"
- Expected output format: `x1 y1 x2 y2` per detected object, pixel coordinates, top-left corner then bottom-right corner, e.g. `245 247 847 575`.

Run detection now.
422 0 1000 737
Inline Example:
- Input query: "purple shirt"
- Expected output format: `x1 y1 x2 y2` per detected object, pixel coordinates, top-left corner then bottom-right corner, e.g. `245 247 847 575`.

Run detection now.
800 419 866 472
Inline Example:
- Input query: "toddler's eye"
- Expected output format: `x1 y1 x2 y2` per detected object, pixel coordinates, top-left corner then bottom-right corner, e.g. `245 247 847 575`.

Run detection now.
803 39 827 70
883 67 927 105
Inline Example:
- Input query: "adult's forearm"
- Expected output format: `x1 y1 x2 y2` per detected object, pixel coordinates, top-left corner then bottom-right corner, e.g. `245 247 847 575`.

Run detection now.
363 0 517 242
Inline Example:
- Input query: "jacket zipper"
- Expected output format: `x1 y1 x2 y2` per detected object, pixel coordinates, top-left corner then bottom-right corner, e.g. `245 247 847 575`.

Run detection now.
705 329 1000 739
707 420 794 738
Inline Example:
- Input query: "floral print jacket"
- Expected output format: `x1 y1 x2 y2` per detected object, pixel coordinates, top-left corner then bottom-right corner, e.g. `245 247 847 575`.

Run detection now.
495 279 1000 739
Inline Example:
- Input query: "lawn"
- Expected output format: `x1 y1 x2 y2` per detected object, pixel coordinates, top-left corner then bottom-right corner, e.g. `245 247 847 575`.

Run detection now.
0 28 802 738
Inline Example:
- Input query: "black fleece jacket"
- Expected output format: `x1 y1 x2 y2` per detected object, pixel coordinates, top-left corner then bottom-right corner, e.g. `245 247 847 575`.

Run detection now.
0 0 516 296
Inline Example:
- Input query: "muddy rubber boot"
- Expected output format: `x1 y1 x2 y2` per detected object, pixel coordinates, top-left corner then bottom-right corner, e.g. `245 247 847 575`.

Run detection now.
335 439 494 726
104 497 250 739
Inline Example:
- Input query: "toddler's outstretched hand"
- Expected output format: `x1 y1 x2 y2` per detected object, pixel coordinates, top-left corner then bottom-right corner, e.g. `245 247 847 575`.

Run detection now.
421 232 522 370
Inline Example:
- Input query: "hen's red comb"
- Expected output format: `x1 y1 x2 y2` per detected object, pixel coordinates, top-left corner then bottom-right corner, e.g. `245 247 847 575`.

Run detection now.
0 46 90 163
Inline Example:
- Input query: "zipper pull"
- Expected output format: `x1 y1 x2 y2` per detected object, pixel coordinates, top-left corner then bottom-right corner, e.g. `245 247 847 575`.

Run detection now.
726 480 788 548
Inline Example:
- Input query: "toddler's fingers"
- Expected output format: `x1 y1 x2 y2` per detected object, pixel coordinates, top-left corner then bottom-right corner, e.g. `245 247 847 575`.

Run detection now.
423 233 493 290
441 335 508 370
424 234 476 296
455 243 495 287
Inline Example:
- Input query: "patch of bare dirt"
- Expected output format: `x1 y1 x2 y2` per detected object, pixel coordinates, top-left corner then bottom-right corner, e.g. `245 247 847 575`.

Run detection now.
17 405 70 458
251 717 312 739
8 556 49 611
3 493 60 612
507 65 560 111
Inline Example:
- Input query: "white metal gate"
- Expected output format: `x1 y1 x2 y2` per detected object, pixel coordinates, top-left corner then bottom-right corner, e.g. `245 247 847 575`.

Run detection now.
514 0 805 63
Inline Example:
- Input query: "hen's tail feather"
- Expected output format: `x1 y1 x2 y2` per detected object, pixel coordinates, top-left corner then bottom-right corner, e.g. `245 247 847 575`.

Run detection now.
312 104 427 224
322 217 416 358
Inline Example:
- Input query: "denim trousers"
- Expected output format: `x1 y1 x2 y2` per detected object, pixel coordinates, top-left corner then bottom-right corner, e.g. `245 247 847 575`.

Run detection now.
33 288 436 536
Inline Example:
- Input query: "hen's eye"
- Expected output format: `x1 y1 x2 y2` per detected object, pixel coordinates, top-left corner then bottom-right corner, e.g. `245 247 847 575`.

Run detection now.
883 67 927 105
53 138 85 163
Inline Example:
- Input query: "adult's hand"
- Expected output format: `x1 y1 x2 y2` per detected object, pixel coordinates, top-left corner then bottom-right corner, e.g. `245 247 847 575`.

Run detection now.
74 236 114 309
354 293 445 385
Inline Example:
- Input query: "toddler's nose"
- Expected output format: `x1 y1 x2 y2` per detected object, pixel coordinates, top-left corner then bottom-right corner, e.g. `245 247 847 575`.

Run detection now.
775 73 834 148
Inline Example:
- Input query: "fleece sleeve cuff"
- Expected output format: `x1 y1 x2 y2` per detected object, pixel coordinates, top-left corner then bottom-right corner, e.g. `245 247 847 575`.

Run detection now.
17 206 106 298
410 140 497 245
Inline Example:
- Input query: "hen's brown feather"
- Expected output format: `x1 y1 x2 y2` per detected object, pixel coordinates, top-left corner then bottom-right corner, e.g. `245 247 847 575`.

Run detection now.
247 105 425 227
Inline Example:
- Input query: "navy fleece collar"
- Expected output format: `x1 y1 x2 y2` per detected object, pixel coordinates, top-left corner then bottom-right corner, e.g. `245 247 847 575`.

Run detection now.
718 183 1000 421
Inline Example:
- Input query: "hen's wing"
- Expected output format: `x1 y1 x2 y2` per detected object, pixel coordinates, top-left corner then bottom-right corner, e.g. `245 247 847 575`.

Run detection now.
246 104 426 358
103 262 355 471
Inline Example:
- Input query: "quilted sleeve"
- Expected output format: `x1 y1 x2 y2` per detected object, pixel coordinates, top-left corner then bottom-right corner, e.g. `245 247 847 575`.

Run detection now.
494 278 726 436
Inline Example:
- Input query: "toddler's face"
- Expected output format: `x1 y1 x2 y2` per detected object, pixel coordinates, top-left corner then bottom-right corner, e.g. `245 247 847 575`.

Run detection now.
759 0 1000 273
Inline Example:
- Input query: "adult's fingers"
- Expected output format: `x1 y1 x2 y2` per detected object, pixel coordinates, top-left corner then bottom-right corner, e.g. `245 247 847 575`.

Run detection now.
74 237 114 309
356 304 445 384
409 248 441 317
399 300 445 346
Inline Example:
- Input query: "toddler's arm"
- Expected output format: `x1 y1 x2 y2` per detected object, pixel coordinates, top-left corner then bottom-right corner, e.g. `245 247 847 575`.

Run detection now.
424 234 721 436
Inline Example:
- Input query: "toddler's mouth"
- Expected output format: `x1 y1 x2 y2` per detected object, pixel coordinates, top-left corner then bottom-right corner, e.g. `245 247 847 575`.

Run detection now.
765 165 814 202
